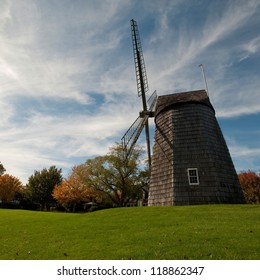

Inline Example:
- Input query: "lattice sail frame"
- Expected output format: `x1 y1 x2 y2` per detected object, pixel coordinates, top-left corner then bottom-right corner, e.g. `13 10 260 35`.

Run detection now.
121 90 157 160
121 19 157 170
130 19 149 97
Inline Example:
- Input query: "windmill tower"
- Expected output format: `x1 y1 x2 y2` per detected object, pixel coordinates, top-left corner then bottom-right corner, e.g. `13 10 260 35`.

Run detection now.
148 90 245 205
122 19 245 206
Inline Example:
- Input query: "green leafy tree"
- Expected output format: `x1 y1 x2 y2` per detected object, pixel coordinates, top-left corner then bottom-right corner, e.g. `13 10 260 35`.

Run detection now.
0 162 6 176
84 143 149 207
26 166 62 210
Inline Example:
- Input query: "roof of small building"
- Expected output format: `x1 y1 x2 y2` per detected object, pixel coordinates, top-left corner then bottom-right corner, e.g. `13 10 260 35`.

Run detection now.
155 89 215 117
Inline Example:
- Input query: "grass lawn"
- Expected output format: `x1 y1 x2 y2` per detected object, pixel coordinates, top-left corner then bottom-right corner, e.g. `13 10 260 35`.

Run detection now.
0 204 259 260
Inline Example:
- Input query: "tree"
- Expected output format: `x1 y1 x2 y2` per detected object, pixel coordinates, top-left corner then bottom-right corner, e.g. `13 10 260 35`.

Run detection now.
238 170 260 204
0 174 23 205
53 165 99 212
84 143 149 207
0 162 6 176
26 166 62 210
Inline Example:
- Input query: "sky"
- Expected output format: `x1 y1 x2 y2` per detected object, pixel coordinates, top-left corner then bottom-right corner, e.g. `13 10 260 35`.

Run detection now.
0 0 260 184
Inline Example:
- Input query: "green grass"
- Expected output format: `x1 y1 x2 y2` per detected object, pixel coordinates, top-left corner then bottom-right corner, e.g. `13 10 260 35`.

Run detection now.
0 205 259 260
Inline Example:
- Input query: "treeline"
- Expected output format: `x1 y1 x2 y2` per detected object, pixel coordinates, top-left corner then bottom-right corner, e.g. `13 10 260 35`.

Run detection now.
1 145 260 212
0 143 149 212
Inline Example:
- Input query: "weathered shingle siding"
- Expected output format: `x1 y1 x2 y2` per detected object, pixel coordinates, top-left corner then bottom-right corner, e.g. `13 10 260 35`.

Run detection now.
149 108 174 205
148 90 245 206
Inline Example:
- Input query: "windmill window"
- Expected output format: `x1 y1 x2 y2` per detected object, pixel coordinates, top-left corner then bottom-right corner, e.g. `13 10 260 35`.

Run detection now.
187 168 199 185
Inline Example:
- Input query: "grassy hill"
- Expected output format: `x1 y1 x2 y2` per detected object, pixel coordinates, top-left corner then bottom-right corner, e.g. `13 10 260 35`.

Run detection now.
0 205 259 260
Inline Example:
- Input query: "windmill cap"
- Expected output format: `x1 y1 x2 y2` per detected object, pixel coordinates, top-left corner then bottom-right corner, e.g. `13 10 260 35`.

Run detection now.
155 89 215 118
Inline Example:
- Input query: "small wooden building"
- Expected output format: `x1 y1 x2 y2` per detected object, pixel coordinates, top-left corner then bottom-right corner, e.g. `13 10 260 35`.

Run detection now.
148 90 245 205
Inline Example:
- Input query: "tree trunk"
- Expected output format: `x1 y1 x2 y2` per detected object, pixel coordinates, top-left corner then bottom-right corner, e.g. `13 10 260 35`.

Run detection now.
72 203 76 213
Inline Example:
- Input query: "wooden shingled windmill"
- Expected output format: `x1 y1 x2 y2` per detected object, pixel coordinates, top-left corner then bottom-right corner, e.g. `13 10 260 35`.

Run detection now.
122 19 245 206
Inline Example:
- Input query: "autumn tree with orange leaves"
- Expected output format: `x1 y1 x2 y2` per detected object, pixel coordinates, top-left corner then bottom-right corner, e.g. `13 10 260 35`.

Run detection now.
238 171 260 204
53 165 99 212
0 174 23 205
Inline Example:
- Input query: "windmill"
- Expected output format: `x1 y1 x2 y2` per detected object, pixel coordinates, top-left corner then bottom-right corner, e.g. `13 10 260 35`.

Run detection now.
121 19 157 171
148 89 244 205
122 19 245 206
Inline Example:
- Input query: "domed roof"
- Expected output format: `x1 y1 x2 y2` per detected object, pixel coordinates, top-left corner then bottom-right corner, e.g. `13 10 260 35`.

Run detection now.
155 89 215 117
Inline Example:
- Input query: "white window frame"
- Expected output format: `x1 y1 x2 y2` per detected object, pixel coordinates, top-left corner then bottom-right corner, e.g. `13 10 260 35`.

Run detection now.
187 168 199 185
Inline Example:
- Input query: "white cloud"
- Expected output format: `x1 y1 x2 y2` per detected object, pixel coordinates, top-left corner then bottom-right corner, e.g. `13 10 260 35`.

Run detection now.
0 99 13 125
0 0 132 103
0 94 140 183
239 36 260 62
246 36 260 54
216 102 260 118
142 0 260 120
228 141 260 172
0 0 140 183
0 0 260 182
149 0 259 76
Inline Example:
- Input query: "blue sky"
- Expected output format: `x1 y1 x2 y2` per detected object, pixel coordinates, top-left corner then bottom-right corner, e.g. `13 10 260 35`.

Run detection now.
0 0 259 183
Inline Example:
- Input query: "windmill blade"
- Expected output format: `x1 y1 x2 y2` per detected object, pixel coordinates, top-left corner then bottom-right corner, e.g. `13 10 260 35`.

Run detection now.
147 90 157 112
122 20 156 171
130 19 149 98
121 114 149 160
144 118 152 171
121 91 157 164
144 90 157 170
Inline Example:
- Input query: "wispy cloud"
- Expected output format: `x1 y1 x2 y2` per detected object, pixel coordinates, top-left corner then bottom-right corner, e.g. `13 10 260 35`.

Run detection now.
142 0 260 118
0 0 260 182
239 36 260 62
228 141 260 172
